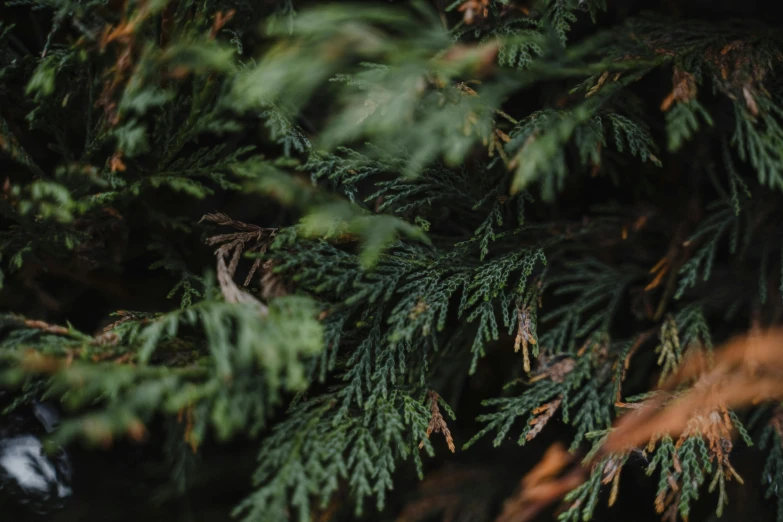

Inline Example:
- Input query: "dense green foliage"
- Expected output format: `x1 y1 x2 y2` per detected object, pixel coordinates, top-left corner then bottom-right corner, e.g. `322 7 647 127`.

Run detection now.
2 0 783 521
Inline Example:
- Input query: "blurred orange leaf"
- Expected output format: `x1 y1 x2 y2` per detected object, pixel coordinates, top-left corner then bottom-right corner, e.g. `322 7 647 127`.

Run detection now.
603 328 783 454
495 442 586 522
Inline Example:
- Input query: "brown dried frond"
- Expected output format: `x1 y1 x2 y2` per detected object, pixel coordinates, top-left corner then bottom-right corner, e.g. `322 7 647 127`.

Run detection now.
494 442 586 522
215 250 266 310
200 212 267 233
655 477 681 522
488 128 512 164
23 319 70 336
457 0 490 25
419 391 455 453
96 2 156 126
209 9 236 39
529 356 575 384
742 84 759 116
200 212 280 313
599 455 625 507
93 330 120 346
514 306 537 372
682 406 743 483
586 71 610 98
602 328 783 454
177 403 200 453
660 67 698 111
101 310 148 333
258 259 288 301
702 40 782 116
645 256 669 292
642 403 744 520
92 312 142 347
526 397 562 442
110 152 126 172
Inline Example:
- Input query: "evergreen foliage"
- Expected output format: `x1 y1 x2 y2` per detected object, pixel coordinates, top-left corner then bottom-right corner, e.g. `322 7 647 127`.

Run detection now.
2 0 783 521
